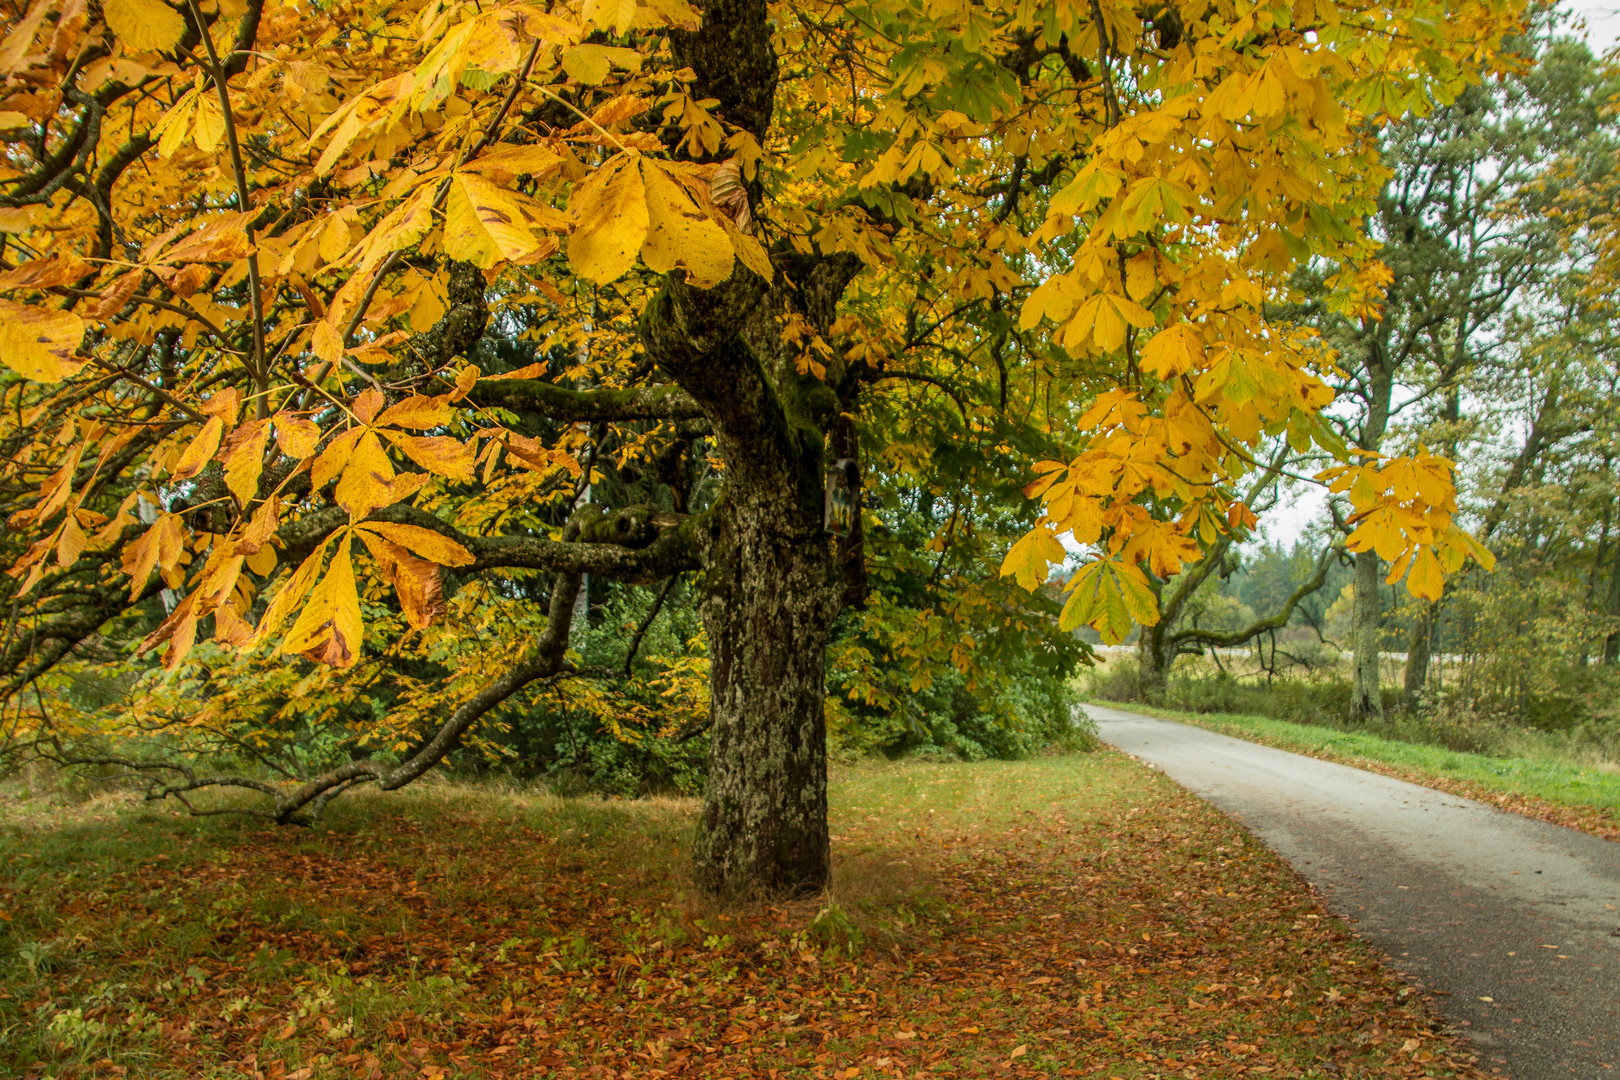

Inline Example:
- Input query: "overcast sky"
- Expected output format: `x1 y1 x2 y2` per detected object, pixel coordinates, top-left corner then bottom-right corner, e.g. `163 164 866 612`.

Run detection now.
1568 0 1620 51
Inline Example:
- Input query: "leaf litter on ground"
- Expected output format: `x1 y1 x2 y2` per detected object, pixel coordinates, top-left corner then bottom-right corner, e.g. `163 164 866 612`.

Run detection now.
1 751 1488 1079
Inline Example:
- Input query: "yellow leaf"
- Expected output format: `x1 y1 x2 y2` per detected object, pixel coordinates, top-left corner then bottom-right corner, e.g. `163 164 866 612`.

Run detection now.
200 386 240 425
0 1 50 74
151 91 198 158
56 514 86 568
171 416 224 481
376 394 453 430
244 543 277 577
222 420 270 504
311 319 344 363
273 412 321 458
312 427 364 490
717 214 772 281
121 514 181 600
568 154 649 285
582 0 638 36
445 172 540 269
1140 323 1204 379
1019 278 1077 331
281 543 364 668
0 299 85 382
641 161 734 288
252 539 330 646
334 430 398 518
462 145 565 180
1125 253 1157 301
1406 546 1443 601
560 44 641 85
195 549 245 608
1000 527 1064 593
233 496 280 555
1460 529 1496 571
358 521 475 566
1113 562 1160 624
349 187 435 274
191 93 226 153
103 0 186 54
1068 294 1155 354
385 433 477 482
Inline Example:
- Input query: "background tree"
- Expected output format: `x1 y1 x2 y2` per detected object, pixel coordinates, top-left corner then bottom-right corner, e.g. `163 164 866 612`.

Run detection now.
1292 18 1609 719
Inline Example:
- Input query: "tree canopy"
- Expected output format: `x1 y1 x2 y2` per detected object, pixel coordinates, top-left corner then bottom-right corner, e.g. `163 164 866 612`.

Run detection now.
0 0 1514 894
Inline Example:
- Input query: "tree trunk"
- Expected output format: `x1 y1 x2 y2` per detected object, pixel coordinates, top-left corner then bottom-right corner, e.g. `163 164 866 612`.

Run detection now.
693 489 840 898
1135 623 1170 703
1401 601 1435 707
1350 550 1385 722
1347 331 1392 724
1605 535 1620 666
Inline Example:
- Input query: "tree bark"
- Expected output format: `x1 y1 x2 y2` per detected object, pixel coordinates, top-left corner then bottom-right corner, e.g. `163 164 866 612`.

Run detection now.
1350 549 1385 722
693 488 840 897
1401 601 1435 707
1135 622 1171 703
1605 534 1620 666
1348 334 1393 723
639 261 855 897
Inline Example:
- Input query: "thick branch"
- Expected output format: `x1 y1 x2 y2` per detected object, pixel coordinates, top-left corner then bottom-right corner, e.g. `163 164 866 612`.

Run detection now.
470 378 704 421
1170 545 1337 651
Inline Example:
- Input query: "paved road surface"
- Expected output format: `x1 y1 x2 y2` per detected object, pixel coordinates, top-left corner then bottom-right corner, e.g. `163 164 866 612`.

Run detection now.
1086 704 1620 1079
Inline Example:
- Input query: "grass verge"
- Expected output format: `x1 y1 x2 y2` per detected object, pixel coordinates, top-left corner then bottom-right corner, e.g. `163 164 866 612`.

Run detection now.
1092 701 1620 843
3 753 1484 1078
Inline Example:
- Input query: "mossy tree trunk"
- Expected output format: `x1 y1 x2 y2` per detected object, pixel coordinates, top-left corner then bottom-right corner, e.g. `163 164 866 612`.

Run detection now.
694 486 840 896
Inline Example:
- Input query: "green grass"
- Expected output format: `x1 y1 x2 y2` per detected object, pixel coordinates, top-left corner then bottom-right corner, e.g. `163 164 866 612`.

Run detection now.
1098 700 1620 821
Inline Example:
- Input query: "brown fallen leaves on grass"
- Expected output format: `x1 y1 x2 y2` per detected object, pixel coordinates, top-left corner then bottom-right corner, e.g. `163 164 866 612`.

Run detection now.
2 753 1485 1079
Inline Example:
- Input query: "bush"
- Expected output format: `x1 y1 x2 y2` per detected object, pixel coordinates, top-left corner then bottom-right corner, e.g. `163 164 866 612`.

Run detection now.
832 659 1093 762
453 581 711 797
1085 657 1393 725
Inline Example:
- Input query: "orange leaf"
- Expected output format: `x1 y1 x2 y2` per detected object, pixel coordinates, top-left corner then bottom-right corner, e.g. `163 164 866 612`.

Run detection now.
357 521 474 566
352 388 385 424
384 432 476 482
355 528 447 630
171 416 224 481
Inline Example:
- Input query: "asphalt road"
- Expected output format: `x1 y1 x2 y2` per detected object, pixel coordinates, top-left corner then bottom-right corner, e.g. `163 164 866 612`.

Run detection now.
1086 704 1620 1079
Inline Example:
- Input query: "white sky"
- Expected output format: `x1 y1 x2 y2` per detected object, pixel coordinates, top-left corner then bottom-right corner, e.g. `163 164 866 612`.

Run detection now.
1568 0 1620 52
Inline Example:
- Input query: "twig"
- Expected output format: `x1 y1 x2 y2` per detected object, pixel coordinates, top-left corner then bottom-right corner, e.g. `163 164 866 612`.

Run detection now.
623 574 681 677
187 0 266 412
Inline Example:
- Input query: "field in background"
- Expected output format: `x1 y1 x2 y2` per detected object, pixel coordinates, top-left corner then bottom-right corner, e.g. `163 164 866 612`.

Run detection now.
1 754 1485 1079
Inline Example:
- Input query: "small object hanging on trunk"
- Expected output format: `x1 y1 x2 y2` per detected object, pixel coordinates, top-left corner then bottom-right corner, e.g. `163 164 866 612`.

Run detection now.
824 457 858 537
